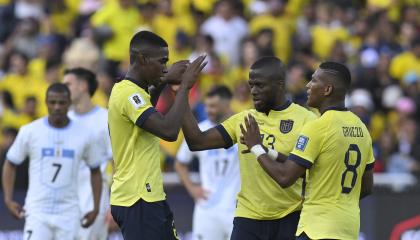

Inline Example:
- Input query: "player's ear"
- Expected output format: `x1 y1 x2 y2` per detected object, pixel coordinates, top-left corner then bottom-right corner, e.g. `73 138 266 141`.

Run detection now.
324 84 333 97
138 53 148 65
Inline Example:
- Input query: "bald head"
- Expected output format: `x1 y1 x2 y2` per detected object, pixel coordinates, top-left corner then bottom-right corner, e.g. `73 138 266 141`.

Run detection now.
250 56 286 87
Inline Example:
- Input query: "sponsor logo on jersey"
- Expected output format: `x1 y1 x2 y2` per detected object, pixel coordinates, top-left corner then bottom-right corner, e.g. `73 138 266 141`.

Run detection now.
296 135 309 151
129 93 145 109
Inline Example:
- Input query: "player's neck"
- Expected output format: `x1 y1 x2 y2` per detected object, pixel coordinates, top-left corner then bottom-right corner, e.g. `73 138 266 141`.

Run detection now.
319 100 345 115
73 96 95 114
126 67 148 90
48 116 70 128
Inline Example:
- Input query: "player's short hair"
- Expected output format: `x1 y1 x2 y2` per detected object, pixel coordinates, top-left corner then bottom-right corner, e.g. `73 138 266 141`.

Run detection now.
206 85 232 100
64 67 98 97
250 56 286 84
130 31 168 54
319 61 351 89
46 83 71 99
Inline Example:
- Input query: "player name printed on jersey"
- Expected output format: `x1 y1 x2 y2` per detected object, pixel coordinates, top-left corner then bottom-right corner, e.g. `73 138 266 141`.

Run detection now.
342 126 364 138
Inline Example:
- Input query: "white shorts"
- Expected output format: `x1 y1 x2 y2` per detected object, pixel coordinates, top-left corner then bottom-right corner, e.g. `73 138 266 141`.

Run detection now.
192 205 234 240
23 213 79 240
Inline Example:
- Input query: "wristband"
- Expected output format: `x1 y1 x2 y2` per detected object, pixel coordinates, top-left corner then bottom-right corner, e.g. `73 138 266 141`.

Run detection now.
250 144 266 158
267 149 279 161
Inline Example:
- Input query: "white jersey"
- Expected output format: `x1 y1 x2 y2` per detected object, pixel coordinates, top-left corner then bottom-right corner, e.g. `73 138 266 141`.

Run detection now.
176 119 240 211
68 106 112 215
6 117 102 216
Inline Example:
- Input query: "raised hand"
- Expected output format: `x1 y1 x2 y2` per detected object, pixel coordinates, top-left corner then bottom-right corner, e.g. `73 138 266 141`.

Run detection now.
81 209 99 228
162 60 189 85
5 200 24 219
240 114 263 153
181 55 207 89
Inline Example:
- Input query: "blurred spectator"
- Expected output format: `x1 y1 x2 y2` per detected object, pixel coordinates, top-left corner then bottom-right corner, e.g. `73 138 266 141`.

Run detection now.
310 2 349 60
201 0 248 66
153 0 195 62
249 0 293 62
90 0 141 67
390 36 420 83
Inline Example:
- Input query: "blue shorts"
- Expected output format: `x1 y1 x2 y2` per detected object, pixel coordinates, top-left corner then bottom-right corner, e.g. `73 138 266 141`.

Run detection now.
230 211 300 240
111 199 179 240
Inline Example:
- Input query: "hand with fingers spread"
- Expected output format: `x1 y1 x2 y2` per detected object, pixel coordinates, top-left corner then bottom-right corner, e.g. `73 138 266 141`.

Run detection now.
162 60 189 85
181 55 207 89
240 114 264 153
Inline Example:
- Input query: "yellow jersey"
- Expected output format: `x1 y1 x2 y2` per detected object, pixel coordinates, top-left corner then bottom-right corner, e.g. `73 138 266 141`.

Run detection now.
108 79 165 206
219 102 317 219
289 108 375 239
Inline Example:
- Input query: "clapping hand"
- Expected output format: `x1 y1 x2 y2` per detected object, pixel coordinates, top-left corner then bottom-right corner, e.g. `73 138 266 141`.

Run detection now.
181 55 207 89
162 60 190 85
240 114 263 154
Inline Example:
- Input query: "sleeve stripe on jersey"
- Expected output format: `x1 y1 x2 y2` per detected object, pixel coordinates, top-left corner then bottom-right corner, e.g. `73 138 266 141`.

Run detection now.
288 154 313 169
215 124 233 148
365 162 375 170
135 107 157 127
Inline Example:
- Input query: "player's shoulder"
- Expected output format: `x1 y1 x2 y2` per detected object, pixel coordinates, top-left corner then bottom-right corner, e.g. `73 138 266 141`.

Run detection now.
17 117 45 135
286 103 318 123
223 109 253 123
69 118 94 135
111 80 148 98
91 105 108 117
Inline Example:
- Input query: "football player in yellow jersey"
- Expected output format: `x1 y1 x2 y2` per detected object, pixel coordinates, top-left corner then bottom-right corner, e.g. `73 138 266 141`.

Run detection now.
241 61 374 240
108 31 206 240
181 56 317 240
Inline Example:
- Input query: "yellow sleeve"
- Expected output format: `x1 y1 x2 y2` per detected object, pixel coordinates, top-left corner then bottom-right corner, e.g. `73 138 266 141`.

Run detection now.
289 120 324 168
122 88 156 126
218 112 243 147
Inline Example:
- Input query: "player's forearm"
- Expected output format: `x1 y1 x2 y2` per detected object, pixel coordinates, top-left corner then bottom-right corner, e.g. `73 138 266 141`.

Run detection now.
159 84 190 141
149 83 167 106
90 168 102 212
2 161 17 203
256 155 293 188
360 169 373 199
181 105 206 150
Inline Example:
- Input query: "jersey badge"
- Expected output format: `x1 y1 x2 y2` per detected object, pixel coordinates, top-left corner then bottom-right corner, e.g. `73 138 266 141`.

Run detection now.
296 135 309 151
280 119 294 134
129 93 145 109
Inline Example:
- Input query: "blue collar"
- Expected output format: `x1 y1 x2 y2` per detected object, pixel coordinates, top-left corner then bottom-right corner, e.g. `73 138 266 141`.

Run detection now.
272 100 292 111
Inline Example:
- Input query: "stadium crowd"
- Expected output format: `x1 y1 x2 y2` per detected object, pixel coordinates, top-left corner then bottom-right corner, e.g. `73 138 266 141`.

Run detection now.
0 0 419 185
